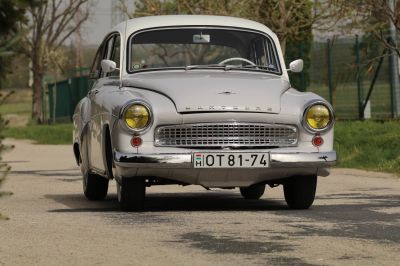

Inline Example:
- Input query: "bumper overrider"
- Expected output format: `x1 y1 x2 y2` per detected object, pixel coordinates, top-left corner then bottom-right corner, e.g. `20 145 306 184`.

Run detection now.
114 151 337 169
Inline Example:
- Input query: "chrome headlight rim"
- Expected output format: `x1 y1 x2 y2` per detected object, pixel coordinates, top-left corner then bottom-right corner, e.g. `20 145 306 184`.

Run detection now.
119 100 153 134
302 100 335 134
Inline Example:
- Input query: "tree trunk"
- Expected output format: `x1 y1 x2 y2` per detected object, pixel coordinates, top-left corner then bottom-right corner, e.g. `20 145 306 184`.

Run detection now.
280 38 287 56
31 58 43 124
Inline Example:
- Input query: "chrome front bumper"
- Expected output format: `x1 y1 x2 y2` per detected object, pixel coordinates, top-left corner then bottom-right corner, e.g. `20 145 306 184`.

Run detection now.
114 151 336 169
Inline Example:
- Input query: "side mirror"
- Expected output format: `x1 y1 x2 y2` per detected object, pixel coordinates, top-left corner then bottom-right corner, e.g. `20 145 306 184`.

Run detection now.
101 59 118 74
288 59 304 73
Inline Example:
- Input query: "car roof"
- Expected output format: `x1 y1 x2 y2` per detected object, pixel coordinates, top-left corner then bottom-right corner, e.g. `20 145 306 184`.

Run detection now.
112 15 276 38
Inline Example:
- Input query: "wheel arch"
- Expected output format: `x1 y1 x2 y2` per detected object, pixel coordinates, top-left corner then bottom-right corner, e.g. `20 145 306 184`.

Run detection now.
102 123 114 180
73 142 80 166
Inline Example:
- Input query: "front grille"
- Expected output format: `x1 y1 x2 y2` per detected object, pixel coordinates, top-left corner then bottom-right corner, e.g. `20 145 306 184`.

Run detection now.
154 123 298 147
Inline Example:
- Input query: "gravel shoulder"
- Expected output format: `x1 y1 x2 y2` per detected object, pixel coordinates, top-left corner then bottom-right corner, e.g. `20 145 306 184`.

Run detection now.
0 139 399 266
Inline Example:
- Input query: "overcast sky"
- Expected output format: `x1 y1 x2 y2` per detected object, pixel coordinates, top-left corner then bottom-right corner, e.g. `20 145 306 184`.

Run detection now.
81 0 132 46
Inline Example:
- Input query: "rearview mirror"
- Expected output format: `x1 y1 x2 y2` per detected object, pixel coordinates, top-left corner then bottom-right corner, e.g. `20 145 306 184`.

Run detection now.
288 59 304 73
193 34 210 43
101 59 118 74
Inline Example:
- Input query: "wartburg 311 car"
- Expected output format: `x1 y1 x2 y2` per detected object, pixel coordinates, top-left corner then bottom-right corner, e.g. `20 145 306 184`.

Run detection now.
73 15 336 211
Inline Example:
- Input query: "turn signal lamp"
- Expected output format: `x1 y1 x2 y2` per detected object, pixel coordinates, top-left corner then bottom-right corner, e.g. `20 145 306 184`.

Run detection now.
131 136 143 147
312 135 324 147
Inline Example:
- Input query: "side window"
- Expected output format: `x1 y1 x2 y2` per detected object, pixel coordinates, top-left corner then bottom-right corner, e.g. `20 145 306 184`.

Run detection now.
105 37 114 59
109 34 121 77
90 33 121 79
89 43 105 79
100 36 115 78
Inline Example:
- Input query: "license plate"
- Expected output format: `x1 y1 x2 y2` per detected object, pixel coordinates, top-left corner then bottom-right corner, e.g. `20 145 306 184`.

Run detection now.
193 152 270 168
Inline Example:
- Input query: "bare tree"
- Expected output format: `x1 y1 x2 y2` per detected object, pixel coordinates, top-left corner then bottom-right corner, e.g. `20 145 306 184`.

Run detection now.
247 0 313 55
328 0 400 56
23 0 91 123
118 0 331 55
118 0 249 19
73 8 85 76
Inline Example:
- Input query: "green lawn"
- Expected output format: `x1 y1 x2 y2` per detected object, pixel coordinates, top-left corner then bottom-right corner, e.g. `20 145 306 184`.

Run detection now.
0 102 31 115
334 120 400 174
4 123 73 145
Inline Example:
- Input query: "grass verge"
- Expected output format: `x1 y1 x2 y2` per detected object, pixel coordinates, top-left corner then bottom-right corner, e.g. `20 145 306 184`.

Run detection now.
334 120 400 174
4 123 72 145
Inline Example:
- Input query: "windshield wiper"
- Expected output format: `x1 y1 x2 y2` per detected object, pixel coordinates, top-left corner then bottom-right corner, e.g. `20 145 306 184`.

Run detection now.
185 64 278 72
220 64 279 73
185 64 222 70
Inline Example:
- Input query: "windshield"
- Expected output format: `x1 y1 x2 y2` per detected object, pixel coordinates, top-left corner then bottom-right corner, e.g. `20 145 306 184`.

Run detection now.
128 28 281 74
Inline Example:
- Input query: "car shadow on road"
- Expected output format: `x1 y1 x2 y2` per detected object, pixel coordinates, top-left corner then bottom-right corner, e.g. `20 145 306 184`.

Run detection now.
10 169 81 177
281 192 400 243
45 191 289 213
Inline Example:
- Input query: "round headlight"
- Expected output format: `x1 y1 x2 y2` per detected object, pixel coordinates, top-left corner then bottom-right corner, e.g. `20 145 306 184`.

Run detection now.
304 103 333 132
123 104 151 131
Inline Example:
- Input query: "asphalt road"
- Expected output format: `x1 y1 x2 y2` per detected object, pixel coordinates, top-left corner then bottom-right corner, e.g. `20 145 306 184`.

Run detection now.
0 139 399 265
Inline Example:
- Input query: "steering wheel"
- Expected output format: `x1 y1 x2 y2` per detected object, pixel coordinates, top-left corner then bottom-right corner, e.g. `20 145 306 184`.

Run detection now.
218 57 256 66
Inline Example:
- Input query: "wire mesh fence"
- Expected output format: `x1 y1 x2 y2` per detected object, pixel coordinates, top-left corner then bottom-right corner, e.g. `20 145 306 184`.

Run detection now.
306 34 397 120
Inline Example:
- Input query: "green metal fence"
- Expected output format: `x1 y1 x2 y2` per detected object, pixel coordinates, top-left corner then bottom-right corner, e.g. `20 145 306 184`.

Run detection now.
307 35 397 120
47 76 90 123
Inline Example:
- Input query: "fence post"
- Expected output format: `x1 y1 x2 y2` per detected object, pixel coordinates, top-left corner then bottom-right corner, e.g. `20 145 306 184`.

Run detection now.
327 39 333 105
355 35 364 120
388 40 396 118
41 81 46 123
53 84 56 124
388 37 400 118
388 0 400 118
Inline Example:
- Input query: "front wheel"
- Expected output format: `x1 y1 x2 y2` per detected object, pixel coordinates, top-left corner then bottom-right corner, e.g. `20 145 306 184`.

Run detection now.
117 177 146 212
81 133 108 200
283 175 317 209
239 184 266 199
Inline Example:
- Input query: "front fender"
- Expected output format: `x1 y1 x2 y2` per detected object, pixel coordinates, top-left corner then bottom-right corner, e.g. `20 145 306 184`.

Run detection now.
73 97 91 144
109 87 183 154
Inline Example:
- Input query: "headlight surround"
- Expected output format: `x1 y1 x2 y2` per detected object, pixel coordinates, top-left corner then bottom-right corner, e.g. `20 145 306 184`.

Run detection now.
302 101 334 133
121 101 152 133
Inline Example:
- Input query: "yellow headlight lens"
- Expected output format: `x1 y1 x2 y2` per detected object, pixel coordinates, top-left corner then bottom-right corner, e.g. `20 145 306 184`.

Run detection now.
123 104 150 130
306 104 331 129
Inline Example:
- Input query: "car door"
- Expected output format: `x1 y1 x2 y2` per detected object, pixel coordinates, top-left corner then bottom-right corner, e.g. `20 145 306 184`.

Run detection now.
88 33 120 172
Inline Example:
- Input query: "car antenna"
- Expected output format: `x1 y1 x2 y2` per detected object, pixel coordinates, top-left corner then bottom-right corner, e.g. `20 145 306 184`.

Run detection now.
120 17 128 89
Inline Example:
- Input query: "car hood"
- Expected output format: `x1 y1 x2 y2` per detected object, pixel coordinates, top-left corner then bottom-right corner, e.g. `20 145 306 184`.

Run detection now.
122 71 289 113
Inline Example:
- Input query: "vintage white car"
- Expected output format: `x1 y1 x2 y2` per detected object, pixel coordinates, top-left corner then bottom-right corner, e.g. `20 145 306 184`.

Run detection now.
73 15 336 211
